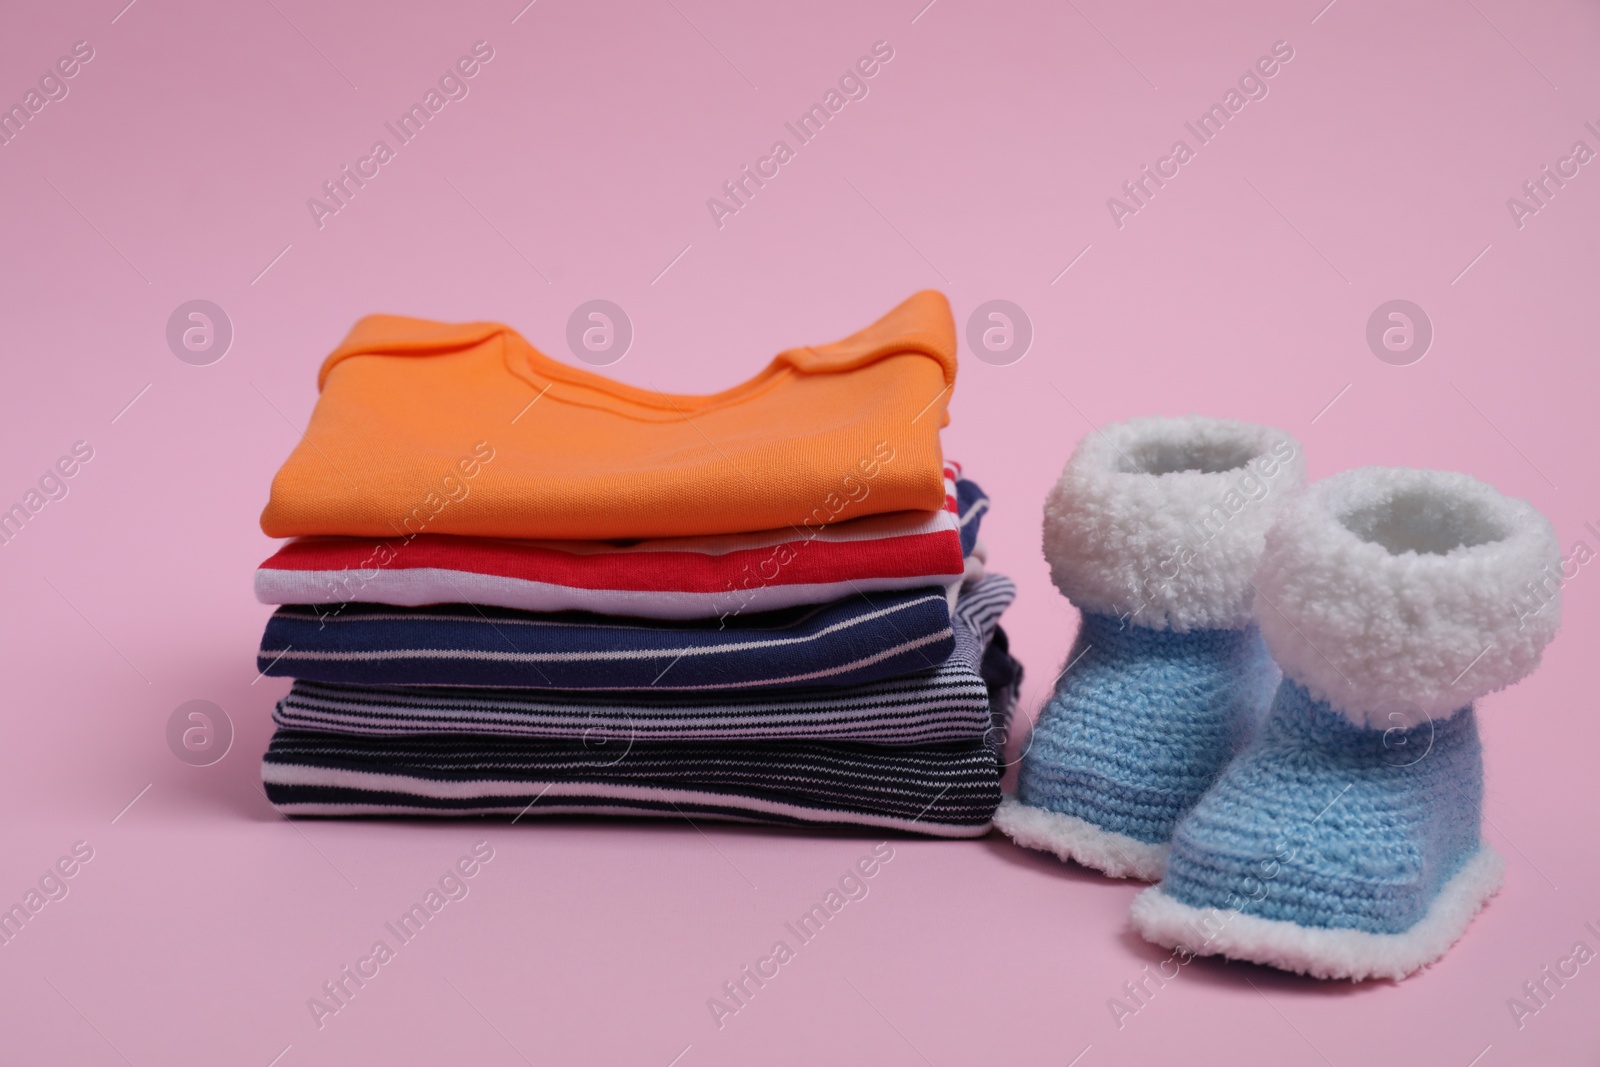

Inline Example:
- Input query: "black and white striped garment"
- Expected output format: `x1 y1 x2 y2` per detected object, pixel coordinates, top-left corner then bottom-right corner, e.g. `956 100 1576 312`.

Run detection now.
263 593 1024 836
272 576 1016 745
261 731 1011 837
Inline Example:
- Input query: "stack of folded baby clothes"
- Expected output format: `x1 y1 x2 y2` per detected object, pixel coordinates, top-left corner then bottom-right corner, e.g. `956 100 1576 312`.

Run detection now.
252 291 1020 836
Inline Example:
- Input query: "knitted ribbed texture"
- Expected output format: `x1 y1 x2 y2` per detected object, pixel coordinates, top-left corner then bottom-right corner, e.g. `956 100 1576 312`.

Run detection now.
1015 613 1278 846
1131 468 1561 979
1158 681 1484 935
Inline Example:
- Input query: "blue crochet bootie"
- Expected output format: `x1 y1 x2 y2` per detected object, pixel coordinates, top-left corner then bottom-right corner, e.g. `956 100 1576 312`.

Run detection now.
1132 468 1562 979
995 416 1305 879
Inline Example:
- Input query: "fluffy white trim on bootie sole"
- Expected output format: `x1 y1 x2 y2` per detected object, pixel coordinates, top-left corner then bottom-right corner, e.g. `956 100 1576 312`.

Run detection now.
993 797 1169 881
1043 415 1305 632
1254 467 1561 725
1128 845 1505 981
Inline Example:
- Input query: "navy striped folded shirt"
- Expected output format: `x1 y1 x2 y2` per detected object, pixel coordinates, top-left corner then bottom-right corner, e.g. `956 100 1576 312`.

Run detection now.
259 584 958 690
272 576 1015 744
261 622 1021 837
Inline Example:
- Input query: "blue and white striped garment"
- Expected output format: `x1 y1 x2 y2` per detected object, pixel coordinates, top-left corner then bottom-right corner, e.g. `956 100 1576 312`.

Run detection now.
260 594 1024 836
955 473 987 557
258 586 958 690
271 576 1016 743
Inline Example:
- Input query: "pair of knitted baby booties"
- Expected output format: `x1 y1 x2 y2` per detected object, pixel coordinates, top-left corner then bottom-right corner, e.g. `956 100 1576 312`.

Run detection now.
994 415 1562 982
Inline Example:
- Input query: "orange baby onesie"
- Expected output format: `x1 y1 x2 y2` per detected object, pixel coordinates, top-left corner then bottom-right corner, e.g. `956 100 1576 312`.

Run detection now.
260 291 957 541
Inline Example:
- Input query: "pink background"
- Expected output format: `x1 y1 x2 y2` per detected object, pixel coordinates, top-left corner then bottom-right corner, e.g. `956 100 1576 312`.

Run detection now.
1 0 1596 1063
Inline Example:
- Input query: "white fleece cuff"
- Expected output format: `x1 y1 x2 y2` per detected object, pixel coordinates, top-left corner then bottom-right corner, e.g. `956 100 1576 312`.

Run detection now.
1042 415 1305 631
1254 467 1562 725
